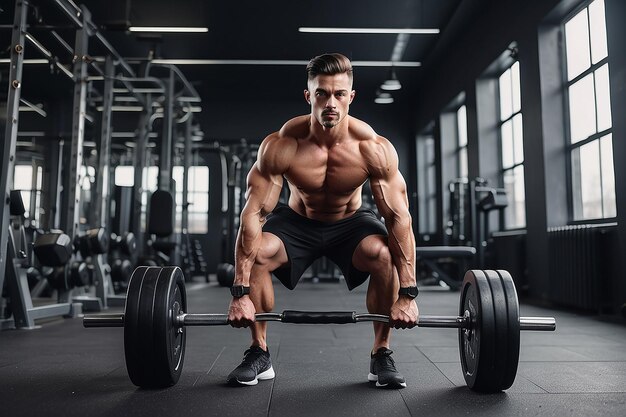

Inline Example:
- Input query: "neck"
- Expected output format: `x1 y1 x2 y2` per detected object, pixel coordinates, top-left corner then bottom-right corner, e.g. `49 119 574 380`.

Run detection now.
309 114 350 146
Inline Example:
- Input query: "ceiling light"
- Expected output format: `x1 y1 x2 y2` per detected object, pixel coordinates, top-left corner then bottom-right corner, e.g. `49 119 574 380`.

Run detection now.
374 92 394 105
299 27 439 34
0 59 49 64
381 67 401 91
128 27 208 33
381 79 401 90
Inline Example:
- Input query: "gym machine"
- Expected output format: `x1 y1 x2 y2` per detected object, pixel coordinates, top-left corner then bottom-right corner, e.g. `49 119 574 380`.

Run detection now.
447 178 508 268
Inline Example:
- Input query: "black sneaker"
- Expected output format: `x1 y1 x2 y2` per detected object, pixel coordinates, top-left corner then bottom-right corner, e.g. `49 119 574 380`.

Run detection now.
368 347 407 388
227 346 275 386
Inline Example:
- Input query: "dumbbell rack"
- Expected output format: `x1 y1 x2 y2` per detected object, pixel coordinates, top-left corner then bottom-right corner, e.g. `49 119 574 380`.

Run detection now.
2 226 81 330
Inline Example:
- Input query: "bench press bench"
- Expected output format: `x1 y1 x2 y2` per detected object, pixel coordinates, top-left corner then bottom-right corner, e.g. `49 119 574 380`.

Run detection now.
416 246 476 290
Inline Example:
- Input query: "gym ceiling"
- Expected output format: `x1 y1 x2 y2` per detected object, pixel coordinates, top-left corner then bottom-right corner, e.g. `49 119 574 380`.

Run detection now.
1 0 464 109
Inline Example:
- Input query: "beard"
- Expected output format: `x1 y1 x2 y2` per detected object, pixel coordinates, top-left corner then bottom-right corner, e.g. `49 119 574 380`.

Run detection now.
321 111 341 128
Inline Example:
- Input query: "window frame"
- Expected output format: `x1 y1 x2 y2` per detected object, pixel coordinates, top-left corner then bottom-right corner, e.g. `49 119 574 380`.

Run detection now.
562 0 615 223
497 60 526 230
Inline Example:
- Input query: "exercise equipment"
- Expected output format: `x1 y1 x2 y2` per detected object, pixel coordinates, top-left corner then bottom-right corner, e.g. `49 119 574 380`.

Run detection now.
216 262 235 287
1 191 80 330
447 178 508 268
416 246 476 289
84 266 555 392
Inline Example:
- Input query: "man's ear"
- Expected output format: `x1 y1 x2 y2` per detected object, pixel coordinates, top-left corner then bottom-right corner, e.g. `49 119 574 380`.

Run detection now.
304 89 311 104
349 90 356 104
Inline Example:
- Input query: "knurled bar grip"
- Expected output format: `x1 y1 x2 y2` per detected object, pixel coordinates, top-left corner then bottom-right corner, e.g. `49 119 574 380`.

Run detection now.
281 310 357 324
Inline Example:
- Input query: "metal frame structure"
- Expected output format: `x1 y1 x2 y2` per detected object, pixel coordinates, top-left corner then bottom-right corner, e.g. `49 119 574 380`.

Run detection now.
0 0 27 303
2 0 204 326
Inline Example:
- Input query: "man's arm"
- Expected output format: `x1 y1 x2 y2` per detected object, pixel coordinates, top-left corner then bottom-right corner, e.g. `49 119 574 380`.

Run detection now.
228 134 294 328
363 137 416 287
234 134 293 286
362 136 418 328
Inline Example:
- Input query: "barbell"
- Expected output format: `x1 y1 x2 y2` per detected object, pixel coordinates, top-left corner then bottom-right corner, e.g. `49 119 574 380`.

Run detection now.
84 266 555 392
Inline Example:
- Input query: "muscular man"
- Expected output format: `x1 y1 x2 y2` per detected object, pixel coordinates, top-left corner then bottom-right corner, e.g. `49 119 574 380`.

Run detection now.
227 53 419 389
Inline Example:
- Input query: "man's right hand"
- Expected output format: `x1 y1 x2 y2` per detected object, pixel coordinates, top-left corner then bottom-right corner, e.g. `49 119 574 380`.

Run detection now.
227 296 256 328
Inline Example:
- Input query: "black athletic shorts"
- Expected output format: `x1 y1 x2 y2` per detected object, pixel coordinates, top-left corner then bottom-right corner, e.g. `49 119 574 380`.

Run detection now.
262 203 388 290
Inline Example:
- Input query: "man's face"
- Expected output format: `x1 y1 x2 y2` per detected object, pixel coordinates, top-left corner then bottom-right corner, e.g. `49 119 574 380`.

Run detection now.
305 73 355 129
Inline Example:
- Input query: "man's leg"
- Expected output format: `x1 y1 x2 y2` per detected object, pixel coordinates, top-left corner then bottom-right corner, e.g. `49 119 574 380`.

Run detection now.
352 234 398 352
352 234 406 388
227 232 288 386
248 232 288 350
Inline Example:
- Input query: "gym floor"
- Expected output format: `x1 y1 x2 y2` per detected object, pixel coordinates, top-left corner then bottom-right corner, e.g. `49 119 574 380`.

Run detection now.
1 279 625 417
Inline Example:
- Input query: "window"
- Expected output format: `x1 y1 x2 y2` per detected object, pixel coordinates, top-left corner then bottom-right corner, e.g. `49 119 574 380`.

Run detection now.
12 164 43 225
564 0 615 220
456 105 468 179
498 61 526 228
416 133 437 236
173 166 209 234
114 166 209 234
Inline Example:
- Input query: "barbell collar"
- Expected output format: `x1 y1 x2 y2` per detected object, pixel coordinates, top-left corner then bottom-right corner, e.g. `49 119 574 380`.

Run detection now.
519 316 556 331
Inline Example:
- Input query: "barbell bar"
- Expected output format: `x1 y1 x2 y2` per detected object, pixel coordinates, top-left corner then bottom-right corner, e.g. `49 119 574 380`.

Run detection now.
84 311 555 331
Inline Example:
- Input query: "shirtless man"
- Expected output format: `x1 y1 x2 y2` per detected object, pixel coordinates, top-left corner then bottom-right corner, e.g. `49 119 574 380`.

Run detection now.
227 53 419 389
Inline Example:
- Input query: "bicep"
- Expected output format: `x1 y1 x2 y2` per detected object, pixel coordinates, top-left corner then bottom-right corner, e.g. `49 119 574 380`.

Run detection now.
242 164 283 217
364 138 408 218
370 171 409 220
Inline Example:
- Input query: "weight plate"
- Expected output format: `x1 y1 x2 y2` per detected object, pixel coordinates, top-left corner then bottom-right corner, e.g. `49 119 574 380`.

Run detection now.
123 266 186 388
152 266 187 387
496 270 520 390
483 269 510 392
124 266 152 387
458 270 496 391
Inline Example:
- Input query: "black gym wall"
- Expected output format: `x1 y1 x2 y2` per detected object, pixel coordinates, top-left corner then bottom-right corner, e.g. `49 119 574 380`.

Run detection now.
408 0 626 314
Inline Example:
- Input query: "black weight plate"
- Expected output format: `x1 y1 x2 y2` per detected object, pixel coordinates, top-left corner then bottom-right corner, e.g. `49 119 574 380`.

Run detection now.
496 270 520 390
483 269 510 392
458 270 496 391
124 266 153 387
152 267 187 387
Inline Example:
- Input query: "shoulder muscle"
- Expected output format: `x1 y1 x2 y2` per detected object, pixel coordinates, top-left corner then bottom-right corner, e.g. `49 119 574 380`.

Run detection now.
257 132 298 176
360 135 399 179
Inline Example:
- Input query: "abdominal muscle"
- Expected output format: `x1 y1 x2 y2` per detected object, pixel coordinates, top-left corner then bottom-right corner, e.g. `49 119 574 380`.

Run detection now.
287 184 364 223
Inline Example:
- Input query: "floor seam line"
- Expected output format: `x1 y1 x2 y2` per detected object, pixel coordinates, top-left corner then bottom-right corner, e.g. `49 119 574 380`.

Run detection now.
267 343 281 417
193 345 225 387
417 346 457 387
398 389 414 417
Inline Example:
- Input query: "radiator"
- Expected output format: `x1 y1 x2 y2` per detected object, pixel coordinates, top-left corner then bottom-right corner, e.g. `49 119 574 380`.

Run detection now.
548 225 602 310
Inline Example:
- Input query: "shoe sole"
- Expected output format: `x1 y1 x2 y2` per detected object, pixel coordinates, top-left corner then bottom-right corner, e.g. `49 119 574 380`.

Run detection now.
368 372 407 388
230 366 275 386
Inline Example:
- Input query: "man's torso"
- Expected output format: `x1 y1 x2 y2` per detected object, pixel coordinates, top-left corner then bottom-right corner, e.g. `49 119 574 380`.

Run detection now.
276 115 380 223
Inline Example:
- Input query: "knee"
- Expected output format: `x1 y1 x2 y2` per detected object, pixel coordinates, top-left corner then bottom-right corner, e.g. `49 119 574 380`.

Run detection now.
361 239 393 275
254 246 274 268
254 237 281 268
373 244 393 274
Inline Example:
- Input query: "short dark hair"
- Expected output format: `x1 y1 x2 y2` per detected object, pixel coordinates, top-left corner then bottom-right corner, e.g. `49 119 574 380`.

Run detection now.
306 53 353 82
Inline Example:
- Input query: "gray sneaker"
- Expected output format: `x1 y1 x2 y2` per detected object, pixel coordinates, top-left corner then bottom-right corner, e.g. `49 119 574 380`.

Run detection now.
368 347 407 388
227 346 275 386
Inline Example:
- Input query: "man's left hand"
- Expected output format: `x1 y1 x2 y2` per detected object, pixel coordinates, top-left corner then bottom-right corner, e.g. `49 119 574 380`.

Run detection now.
389 297 419 329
